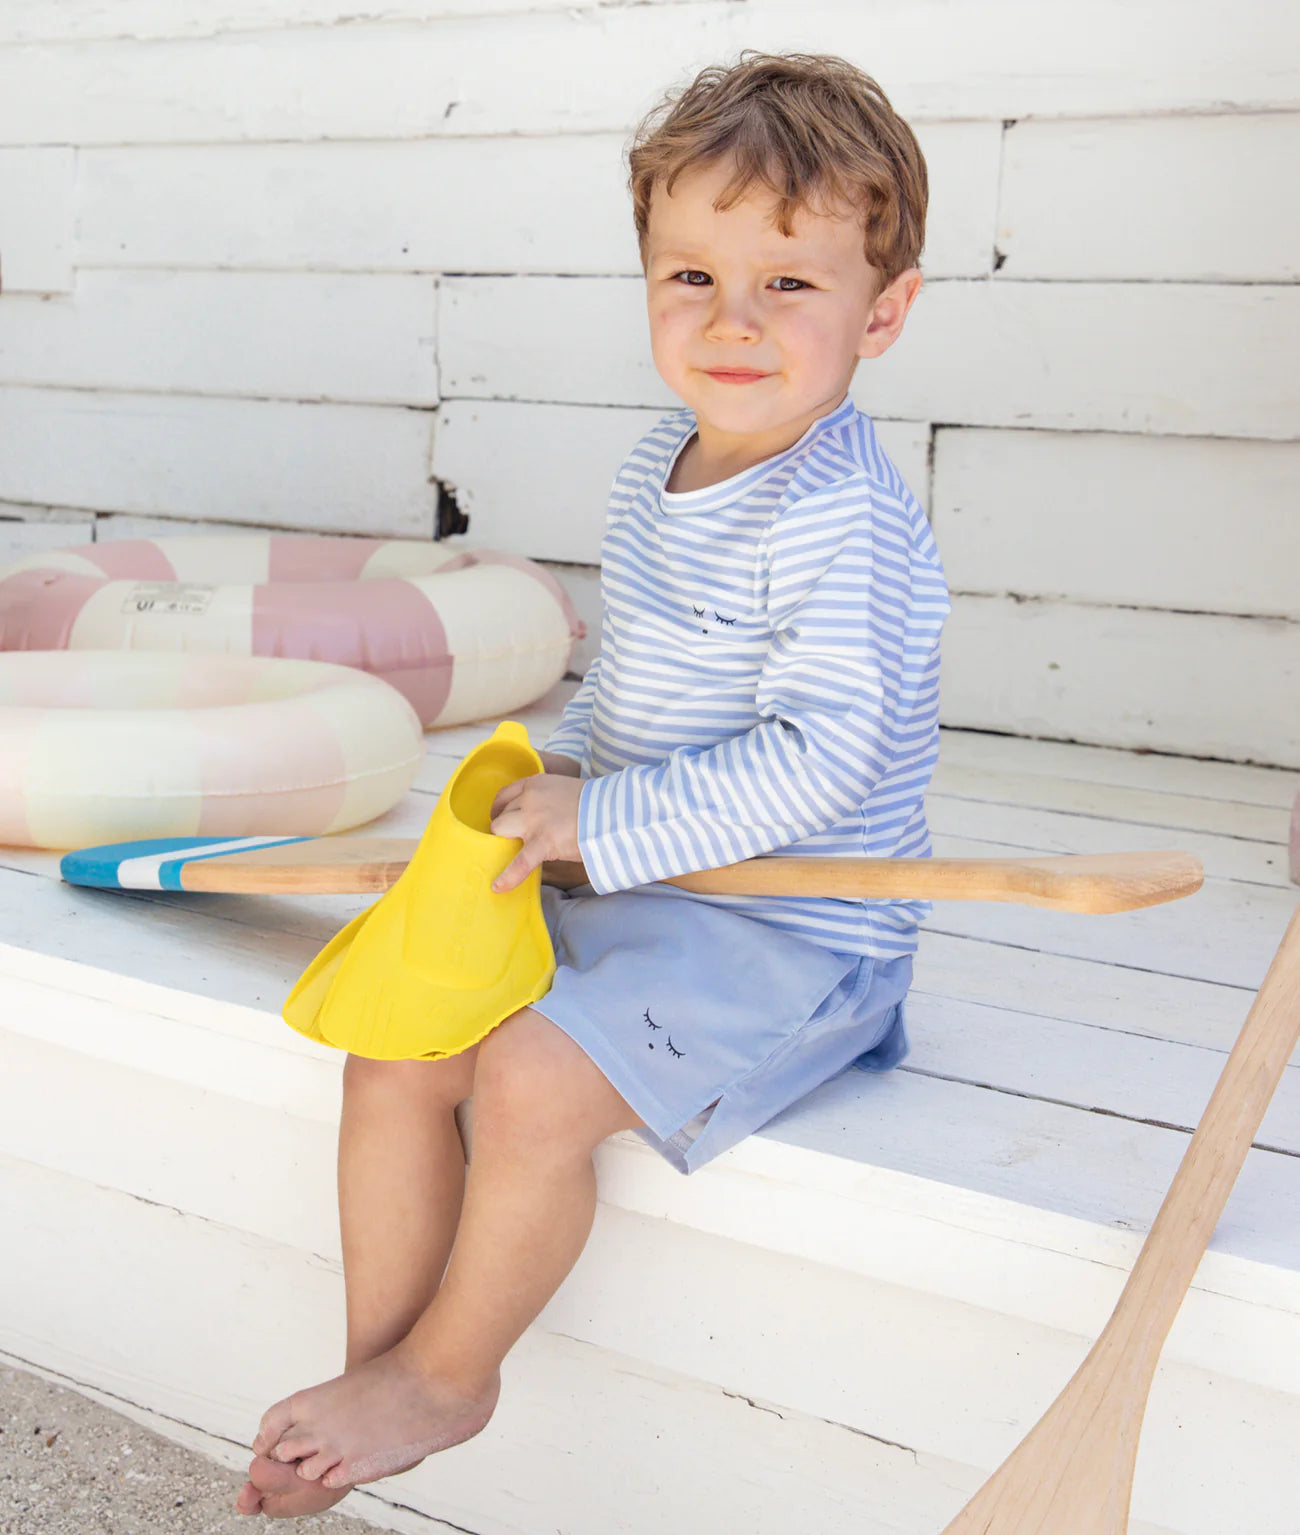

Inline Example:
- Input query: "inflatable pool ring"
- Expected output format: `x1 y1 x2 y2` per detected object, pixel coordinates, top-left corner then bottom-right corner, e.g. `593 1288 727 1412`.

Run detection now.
0 535 585 729
0 650 423 849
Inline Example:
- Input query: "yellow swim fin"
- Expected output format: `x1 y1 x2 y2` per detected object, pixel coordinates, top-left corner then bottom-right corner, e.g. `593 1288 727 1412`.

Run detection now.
282 720 556 1060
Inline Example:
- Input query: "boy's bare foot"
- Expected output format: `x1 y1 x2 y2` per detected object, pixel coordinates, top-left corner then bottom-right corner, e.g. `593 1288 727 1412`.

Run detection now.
234 1455 351 1519
252 1345 500 1490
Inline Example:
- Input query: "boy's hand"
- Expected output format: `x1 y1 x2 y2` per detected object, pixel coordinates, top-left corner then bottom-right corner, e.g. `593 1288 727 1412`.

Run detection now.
489 772 583 893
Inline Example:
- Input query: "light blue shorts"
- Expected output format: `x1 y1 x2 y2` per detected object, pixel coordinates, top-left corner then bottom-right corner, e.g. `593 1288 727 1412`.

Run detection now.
530 881 912 1174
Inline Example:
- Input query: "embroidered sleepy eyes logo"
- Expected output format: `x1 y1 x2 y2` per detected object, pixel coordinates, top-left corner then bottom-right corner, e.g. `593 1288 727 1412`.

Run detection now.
644 1008 684 1058
691 604 736 635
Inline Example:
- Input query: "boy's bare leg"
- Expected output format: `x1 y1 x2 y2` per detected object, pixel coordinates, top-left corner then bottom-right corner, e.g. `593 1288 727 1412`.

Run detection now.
249 1007 641 1495
236 1048 478 1518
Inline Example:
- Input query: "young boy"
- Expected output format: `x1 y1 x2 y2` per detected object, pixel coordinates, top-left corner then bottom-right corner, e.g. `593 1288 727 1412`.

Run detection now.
237 50 948 1519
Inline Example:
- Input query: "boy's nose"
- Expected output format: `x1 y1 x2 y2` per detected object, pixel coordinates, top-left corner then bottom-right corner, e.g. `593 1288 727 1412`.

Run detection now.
704 295 761 343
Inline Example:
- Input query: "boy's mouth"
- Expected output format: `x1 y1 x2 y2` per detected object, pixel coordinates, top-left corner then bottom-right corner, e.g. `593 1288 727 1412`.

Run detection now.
703 369 772 384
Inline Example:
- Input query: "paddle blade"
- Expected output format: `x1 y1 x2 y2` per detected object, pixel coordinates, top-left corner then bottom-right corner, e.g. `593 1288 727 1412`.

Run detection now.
60 835 313 891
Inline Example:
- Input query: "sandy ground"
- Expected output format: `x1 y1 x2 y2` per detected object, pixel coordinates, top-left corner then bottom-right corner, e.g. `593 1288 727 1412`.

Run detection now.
0 1364 382 1535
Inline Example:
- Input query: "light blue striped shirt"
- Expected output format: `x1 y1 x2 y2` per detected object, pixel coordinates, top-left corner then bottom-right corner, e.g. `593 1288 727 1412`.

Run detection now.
544 395 951 959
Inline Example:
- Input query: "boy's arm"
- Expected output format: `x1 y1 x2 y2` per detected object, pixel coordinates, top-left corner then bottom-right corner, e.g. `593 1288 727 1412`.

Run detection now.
538 749 583 778
575 482 949 892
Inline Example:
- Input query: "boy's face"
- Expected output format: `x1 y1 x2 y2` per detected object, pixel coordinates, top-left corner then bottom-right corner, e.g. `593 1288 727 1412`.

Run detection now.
643 157 918 444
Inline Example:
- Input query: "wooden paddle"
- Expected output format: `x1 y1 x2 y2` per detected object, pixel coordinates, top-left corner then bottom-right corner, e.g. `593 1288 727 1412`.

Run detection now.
136 838 1202 913
941 897 1300 1534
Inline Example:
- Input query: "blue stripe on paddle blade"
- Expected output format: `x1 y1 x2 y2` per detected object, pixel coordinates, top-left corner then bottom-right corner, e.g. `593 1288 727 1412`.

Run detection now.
60 836 310 890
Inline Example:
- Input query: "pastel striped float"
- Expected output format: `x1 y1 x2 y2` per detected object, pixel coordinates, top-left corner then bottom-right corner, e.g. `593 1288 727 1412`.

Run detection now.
0 534 585 729
0 651 424 850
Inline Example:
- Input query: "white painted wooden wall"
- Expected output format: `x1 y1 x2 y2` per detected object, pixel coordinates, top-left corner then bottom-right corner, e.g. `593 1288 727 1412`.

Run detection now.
0 0 1296 765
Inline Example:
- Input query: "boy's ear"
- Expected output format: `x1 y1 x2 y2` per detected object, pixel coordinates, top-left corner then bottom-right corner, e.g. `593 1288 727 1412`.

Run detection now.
857 268 923 360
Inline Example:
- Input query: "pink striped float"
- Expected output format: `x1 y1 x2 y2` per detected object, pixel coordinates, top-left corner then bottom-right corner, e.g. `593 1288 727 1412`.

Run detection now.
0 534 585 729
0 651 424 849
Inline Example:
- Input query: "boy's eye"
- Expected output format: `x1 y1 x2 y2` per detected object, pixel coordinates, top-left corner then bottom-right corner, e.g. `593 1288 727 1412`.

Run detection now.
670 272 809 291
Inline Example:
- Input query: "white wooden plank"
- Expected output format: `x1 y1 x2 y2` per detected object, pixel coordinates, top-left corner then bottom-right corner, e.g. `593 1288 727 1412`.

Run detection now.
75 126 993 281
0 10 736 147
930 761 1293 846
914 928 1254 1055
0 147 74 293
0 1338 987 1535
1 0 1295 122
435 400 929 566
439 275 672 407
903 990 1300 1152
927 794 1288 886
0 387 436 536
858 281 1300 440
79 137 640 275
864 421 930 510
435 399 655 564
924 869 1295 991
932 429 1300 620
0 270 437 404
936 727 1300 810
0 514 93 567
941 594 1300 769
0 0 606 43
998 114 1300 282
92 513 283 541
745 0 1300 120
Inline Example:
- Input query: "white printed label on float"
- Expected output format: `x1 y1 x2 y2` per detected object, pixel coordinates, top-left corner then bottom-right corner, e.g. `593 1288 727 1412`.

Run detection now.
120 582 218 617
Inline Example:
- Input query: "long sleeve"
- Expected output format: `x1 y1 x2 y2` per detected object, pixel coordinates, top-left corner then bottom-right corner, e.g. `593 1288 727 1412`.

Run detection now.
542 652 603 769
577 477 943 892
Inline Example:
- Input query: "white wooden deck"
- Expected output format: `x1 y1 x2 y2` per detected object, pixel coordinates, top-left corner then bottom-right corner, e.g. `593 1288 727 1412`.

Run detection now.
2 681 1298 1535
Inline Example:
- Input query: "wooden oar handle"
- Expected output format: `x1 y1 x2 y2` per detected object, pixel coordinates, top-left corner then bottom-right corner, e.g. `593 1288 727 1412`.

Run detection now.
1109 896 1300 1360
543 849 1203 914
940 898 1300 1534
178 841 1203 909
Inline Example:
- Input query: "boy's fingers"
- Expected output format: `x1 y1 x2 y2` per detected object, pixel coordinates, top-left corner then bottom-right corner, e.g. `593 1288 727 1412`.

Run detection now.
488 804 522 839
490 776 530 817
492 851 535 894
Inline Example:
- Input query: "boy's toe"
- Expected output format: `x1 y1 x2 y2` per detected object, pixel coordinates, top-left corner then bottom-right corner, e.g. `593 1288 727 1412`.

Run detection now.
248 1455 305 1492
254 1397 298 1457
271 1433 319 1464
234 1478 263 1515
296 1447 344 1483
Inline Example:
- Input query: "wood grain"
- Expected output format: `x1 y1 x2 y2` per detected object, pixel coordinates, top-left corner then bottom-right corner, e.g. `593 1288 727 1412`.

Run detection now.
177 842 1203 913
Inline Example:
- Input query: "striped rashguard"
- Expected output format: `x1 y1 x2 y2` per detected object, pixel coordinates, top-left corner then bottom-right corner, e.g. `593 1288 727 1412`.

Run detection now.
531 395 951 1171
